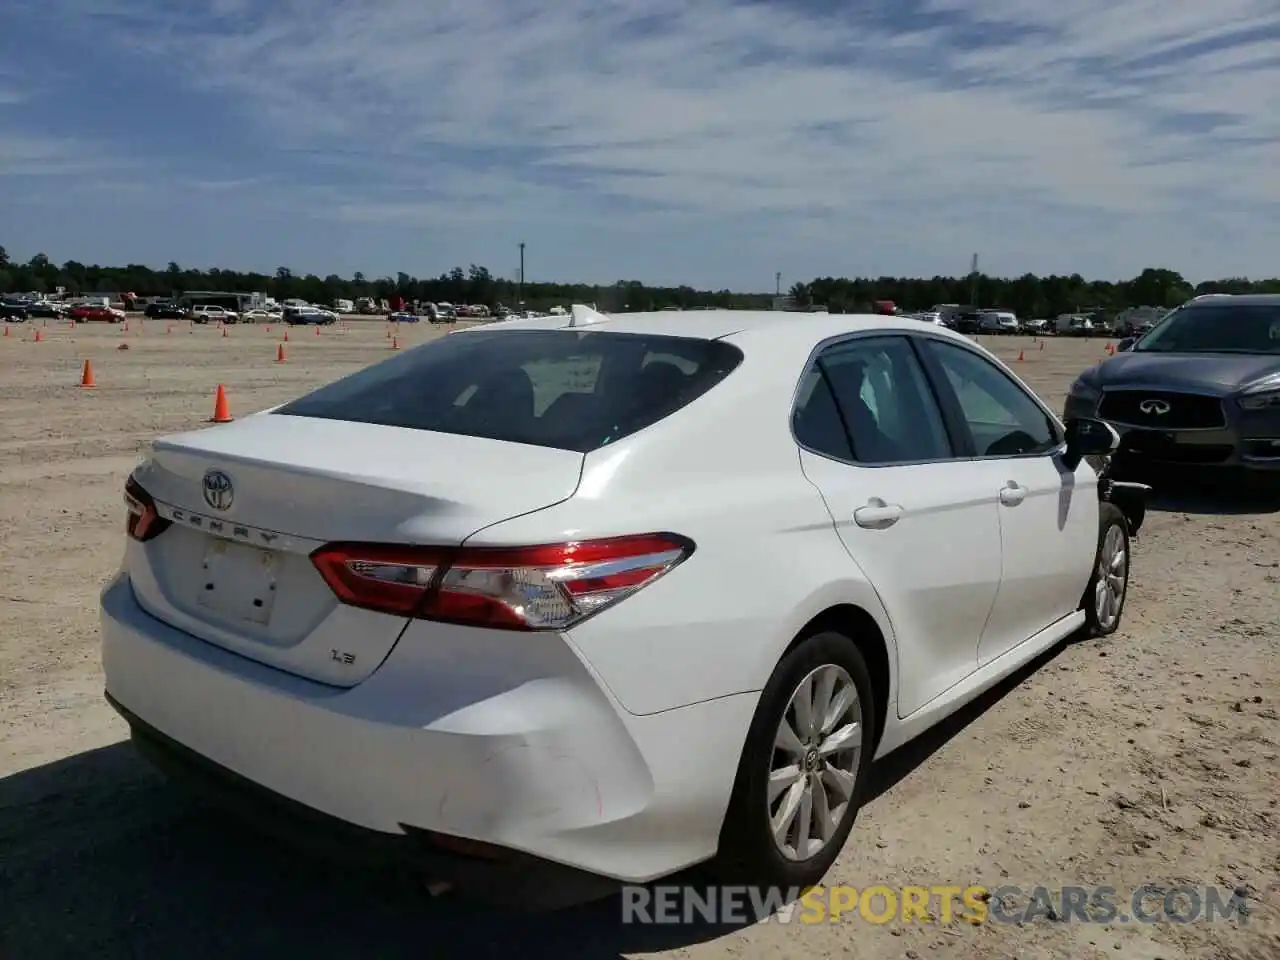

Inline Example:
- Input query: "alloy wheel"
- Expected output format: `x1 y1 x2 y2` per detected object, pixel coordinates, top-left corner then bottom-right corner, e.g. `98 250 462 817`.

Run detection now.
1094 523 1127 630
768 664 863 860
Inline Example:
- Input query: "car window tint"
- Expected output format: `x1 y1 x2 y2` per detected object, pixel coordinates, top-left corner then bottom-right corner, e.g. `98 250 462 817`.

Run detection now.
818 337 952 464
275 329 743 453
792 367 854 460
924 339 1059 457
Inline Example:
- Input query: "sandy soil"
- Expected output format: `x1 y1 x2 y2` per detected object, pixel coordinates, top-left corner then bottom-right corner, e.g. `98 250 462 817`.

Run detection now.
1 318 1276 960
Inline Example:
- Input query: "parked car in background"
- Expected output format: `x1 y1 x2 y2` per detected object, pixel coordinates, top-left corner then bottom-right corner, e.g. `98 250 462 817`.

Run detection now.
71 303 126 323
1064 293 1280 490
283 305 335 325
1055 314 1094 337
977 311 1019 335
24 299 69 319
913 311 946 326
145 302 191 320
190 305 238 324
102 306 1143 900
428 302 458 323
241 308 283 323
388 311 420 323
1114 307 1164 337
1021 317 1051 335
1 298 30 321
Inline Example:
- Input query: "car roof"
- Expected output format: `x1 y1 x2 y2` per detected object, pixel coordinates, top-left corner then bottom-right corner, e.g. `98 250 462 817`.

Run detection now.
1186 294 1280 307
465 308 971 350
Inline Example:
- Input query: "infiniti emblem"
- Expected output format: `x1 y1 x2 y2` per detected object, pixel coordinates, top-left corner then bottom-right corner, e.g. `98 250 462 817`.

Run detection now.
1138 398 1171 416
202 469 234 511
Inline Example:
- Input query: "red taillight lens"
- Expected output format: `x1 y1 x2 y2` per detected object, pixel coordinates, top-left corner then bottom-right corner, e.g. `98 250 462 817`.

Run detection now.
124 475 171 542
310 533 694 630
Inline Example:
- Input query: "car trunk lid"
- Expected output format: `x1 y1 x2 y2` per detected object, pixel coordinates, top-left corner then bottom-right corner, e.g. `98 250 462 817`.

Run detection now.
127 413 584 685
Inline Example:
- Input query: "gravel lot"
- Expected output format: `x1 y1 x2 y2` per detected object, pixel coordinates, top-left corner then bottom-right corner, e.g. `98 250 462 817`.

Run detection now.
1 318 1276 960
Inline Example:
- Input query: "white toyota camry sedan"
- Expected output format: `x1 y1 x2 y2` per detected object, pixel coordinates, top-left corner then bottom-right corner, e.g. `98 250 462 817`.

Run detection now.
100 305 1147 902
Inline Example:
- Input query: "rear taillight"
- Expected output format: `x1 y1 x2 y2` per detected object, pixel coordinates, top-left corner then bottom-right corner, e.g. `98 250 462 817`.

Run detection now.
310 533 694 630
124 475 171 542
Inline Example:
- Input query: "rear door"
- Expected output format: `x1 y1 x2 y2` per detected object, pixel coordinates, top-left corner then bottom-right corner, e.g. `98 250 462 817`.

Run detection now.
795 334 1002 717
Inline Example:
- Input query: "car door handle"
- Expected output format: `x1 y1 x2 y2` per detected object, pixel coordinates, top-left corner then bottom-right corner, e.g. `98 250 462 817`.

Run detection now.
853 499 903 529
998 482 1026 506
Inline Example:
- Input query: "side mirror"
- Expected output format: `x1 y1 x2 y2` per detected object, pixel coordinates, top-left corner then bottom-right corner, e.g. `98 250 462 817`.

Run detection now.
1115 337 1135 352
1063 417 1120 468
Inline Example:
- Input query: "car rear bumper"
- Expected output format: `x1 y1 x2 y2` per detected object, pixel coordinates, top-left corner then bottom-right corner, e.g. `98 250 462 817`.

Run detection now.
100 574 754 888
108 691 616 908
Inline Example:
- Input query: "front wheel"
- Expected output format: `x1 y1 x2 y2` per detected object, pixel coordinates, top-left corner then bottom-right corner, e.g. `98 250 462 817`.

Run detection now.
712 631 875 890
1082 503 1130 637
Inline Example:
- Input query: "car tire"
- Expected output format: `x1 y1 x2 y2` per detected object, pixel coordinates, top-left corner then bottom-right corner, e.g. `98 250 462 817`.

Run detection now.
1081 503 1129 637
711 630 876 890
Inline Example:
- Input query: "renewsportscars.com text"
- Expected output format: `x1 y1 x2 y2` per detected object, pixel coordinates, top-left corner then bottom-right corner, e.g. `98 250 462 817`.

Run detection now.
621 884 1251 926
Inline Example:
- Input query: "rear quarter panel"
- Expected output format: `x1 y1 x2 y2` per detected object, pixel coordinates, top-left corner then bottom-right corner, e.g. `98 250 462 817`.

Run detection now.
462 343 898 717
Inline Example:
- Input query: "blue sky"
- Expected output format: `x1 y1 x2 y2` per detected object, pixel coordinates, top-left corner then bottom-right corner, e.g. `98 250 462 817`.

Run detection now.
1 0 1277 291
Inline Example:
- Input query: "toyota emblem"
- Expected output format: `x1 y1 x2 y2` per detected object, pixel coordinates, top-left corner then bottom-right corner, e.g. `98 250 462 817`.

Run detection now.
1137 398 1171 416
202 469 234 511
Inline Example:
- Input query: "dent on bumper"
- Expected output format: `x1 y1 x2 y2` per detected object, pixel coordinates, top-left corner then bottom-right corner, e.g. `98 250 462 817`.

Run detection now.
99 574 757 883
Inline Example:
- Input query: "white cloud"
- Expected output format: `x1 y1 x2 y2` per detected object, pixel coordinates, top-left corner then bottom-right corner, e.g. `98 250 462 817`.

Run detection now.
0 134 141 177
2 0 1278 283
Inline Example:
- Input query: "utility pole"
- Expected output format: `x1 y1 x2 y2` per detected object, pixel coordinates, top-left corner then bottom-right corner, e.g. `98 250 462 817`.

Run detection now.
776 272 782 296
517 241 525 306
969 253 979 307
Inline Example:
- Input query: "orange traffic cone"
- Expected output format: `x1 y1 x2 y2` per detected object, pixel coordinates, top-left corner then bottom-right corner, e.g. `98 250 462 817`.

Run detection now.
276 343 286 363
315 324 320 336
222 325 229 338
386 327 392 339
391 336 399 350
1039 339 1044 351
33 328 44 342
283 329 289 342
123 321 129 333
79 359 96 388
1016 349 1025 362
209 384 233 423
3 325 8 337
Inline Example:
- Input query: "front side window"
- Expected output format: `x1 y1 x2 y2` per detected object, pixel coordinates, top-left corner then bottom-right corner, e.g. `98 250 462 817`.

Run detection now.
924 339 1060 457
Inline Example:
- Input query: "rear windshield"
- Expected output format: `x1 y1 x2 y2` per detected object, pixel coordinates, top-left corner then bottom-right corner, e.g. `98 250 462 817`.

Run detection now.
274 328 744 452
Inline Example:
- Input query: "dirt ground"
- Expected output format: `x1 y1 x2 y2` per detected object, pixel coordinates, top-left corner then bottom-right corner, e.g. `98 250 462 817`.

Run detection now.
0 318 1276 960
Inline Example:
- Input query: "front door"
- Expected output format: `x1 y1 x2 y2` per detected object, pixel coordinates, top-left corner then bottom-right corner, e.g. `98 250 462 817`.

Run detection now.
920 337 1099 666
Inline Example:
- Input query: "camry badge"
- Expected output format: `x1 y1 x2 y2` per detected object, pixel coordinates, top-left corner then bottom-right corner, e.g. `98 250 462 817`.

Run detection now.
1138 398 1171 416
202 469 234 511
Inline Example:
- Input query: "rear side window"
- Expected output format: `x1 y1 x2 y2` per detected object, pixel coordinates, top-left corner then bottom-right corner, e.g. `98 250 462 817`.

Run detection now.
275 329 744 453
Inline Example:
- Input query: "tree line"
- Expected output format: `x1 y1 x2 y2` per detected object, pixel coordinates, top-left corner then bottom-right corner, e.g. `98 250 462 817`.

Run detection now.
1 245 1276 319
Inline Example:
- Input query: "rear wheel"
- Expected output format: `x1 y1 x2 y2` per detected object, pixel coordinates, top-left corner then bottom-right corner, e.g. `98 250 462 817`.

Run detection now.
1082 503 1129 637
712 631 875 889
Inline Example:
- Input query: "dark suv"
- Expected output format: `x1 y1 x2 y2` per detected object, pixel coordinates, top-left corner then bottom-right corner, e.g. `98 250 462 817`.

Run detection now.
1 298 31 321
145 302 190 319
1064 294 1280 489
